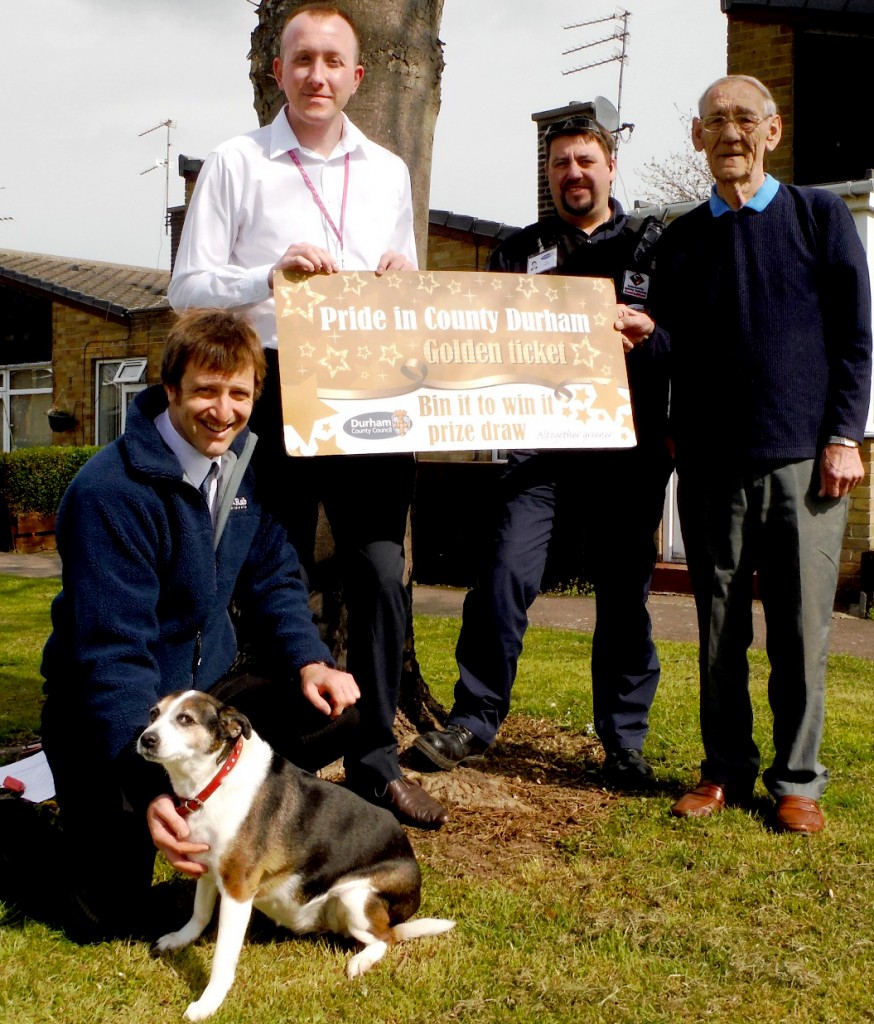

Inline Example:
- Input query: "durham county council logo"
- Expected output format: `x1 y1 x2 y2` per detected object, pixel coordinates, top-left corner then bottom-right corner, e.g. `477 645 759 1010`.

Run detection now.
343 410 413 440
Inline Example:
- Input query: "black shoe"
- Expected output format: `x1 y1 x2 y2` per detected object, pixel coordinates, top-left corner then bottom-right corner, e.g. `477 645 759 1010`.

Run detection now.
0 797 66 928
413 724 489 771
602 748 655 790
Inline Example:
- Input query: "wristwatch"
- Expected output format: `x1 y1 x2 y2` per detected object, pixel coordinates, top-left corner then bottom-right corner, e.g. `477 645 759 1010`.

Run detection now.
827 436 860 448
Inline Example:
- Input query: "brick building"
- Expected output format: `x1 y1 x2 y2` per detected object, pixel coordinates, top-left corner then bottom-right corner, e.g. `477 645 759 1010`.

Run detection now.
0 250 172 450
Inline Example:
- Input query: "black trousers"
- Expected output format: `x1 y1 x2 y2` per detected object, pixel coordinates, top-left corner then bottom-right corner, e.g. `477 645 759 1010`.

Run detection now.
451 445 673 751
249 348 415 794
40 674 359 942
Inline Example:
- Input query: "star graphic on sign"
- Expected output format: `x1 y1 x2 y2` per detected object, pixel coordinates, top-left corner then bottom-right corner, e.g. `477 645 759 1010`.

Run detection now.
280 375 337 449
379 344 404 368
342 272 367 296
594 312 607 327
277 277 326 323
384 273 403 288
491 277 504 291
448 279 462 294
417 272 440 295
299 342 315 359
592 383 631 423
515 276 538 299
591 278 607 293
545 287 559 303
318 347 351 378
315 434 345 456
571 336 600 367
357 345 372 360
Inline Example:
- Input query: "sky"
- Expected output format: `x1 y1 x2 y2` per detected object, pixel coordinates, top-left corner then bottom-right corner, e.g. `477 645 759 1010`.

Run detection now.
0 0 726 270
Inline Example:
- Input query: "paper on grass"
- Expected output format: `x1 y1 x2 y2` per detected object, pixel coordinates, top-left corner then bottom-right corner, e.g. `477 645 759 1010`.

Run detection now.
2 749 56 803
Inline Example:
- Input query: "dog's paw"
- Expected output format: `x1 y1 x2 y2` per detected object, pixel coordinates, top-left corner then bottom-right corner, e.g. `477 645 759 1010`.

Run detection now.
183 995 221 1022
346 940 387 978
154 930 187 954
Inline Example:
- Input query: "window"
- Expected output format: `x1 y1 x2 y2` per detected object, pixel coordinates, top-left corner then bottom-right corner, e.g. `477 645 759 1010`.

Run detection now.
795 29 874 186
96 359 147 444
0 365 53 451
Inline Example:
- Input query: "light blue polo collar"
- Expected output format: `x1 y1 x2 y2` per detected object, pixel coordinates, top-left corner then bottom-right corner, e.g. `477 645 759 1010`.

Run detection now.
709 173 780 216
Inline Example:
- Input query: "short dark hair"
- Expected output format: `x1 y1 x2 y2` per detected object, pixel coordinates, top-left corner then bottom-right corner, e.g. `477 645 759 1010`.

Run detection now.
279 3 361 61
161 309 266 399
545 116 616 161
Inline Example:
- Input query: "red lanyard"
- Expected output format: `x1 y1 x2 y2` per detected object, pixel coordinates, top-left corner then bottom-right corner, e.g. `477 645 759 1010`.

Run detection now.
289 149 350 254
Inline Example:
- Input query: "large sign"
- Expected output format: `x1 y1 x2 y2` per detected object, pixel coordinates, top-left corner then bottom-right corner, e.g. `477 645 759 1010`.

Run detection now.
274 269 634 456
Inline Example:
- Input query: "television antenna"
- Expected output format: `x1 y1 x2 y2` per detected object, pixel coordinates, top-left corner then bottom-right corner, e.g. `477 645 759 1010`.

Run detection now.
562 11 634 145
139 119 176 235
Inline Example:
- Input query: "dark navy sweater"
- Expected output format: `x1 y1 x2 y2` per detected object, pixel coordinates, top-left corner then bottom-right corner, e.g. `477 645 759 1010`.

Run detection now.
652 183 872 464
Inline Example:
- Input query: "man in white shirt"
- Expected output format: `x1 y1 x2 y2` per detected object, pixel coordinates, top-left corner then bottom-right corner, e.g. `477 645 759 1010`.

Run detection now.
169 3 448 830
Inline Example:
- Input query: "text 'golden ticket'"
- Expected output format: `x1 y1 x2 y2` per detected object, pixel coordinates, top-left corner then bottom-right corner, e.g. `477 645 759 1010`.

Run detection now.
274 268 635 456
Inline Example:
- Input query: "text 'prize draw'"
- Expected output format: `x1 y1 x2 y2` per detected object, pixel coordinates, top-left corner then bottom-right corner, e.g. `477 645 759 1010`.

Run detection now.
274 269 635 456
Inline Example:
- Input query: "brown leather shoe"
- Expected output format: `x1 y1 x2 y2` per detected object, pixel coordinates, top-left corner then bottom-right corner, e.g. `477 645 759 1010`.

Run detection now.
670 780 726 818
775 796 824 834
383 777 449 831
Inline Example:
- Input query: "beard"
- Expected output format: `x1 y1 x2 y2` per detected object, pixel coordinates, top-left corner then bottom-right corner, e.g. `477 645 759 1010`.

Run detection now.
560 187 595 220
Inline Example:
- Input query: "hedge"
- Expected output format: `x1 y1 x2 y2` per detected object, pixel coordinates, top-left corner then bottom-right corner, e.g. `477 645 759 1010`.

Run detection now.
0 446 99 517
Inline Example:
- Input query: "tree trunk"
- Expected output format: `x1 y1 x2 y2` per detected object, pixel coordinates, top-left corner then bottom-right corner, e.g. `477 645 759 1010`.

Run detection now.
248 0 447 737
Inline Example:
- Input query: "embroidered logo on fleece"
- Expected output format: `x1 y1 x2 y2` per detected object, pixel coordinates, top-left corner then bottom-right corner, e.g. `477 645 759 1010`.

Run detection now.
232 497 248 511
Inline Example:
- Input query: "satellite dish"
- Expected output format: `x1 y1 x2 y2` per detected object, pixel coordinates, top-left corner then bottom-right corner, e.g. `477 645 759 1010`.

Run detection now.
592 97 620 133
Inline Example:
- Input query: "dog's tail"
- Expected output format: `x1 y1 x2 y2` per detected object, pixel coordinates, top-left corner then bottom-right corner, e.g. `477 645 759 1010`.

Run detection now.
391 918 455 943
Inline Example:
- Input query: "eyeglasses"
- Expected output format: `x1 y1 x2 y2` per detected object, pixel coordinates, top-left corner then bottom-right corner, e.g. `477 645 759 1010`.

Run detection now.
698 113 772 136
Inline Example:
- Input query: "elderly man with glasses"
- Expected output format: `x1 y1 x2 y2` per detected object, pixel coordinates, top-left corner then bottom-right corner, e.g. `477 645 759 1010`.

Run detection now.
413 112 674 790
646 75 872 833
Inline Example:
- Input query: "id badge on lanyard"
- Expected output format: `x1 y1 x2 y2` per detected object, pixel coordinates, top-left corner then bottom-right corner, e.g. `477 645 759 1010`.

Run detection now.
290 150 350 268
527 246 558 275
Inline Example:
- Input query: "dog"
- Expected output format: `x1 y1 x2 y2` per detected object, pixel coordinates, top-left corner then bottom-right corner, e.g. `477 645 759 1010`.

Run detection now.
137 690 454 1021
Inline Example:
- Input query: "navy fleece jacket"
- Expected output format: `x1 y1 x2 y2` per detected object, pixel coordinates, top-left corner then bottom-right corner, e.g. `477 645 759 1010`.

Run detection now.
41 385 330 768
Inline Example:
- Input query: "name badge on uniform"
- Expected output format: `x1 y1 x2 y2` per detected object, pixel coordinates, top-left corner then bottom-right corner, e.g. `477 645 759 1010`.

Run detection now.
528 247 558 275
622 269 650 301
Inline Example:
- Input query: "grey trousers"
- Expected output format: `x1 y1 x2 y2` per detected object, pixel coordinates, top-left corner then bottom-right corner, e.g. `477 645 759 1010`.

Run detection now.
678 458 848 800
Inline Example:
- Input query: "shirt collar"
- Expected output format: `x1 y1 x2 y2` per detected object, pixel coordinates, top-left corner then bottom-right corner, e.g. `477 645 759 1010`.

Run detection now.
155 409 221 489
269 106 364 162
709 173 780 217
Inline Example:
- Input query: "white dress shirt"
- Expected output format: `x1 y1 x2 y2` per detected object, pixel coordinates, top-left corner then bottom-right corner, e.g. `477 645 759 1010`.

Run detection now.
155 409 222 519
168 108 418 348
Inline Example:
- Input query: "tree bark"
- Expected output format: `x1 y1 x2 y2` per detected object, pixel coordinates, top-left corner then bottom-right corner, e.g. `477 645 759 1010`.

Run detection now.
248 0 447 736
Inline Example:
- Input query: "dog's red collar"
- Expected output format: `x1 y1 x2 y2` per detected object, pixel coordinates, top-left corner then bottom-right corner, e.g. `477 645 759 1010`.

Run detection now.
175 737 244 818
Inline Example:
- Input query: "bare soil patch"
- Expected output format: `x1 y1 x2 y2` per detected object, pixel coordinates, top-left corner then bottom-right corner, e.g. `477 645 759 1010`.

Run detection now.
398 716 616 881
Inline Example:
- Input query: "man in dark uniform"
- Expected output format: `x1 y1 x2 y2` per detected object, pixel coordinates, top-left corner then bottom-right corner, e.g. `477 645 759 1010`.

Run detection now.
414 115 673 788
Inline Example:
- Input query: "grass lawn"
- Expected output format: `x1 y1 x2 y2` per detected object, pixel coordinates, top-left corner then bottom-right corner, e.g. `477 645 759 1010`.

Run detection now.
2 577 874 1023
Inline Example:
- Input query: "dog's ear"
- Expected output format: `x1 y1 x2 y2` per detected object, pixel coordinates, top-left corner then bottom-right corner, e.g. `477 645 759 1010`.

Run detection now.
219 705 252 742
